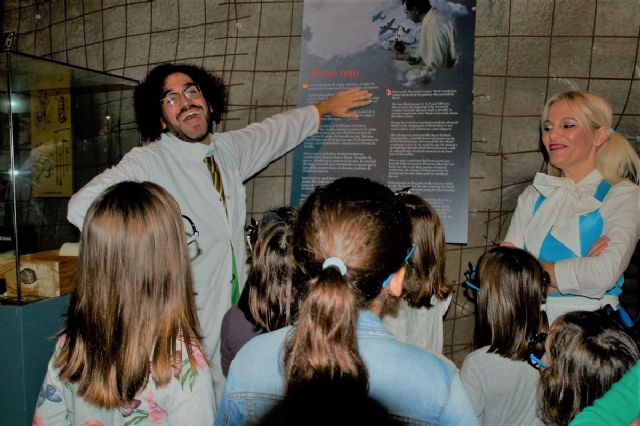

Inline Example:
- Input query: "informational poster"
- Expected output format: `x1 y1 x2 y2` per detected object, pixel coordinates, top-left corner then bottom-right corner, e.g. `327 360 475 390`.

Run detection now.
292 0 475 243
30 71 73 197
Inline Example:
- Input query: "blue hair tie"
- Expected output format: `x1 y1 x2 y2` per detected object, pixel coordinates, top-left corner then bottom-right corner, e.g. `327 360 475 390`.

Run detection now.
322 257 347 276
607 127 615 138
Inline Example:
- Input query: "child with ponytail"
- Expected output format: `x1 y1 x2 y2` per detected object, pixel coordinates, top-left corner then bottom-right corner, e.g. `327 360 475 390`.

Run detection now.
216 177 476 425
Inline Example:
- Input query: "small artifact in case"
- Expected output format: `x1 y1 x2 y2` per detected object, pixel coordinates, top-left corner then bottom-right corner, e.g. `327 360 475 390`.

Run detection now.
0 250 77 299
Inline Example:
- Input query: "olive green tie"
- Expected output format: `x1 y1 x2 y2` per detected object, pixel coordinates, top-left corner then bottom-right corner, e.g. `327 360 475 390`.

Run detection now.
204 155 227 212
203 155 239 304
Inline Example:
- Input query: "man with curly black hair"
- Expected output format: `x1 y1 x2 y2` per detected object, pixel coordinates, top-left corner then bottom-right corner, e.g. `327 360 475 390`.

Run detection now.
66 63 372 410
133 63 229 143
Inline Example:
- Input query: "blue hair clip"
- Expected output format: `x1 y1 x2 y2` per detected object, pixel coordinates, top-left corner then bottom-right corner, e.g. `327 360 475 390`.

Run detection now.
599 304 636 329
381 242 416 288
527 331 548 369
529 353 548 369
617 305 635 328
405 242 416 262
463 262 480 292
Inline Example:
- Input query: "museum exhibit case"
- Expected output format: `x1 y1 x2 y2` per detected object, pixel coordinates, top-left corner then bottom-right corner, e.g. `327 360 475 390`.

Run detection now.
0 51 139 425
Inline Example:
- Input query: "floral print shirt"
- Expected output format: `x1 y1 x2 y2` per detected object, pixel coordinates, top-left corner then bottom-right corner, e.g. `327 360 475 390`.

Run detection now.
33 336 214 426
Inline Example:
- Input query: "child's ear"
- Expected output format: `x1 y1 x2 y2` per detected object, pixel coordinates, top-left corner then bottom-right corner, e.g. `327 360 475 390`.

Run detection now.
160 117 167 130
388 267 406 297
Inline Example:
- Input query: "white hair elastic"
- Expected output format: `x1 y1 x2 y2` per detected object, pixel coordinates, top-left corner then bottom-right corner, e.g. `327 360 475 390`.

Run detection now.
607 127 615 138
322 257 347 276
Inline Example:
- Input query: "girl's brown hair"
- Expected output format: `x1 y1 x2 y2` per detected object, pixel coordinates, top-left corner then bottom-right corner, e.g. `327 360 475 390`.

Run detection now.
247 206 298 331
284 177 412 391
475 246 548 360
55 181 203 408
397 193 452 307
538 311 639 426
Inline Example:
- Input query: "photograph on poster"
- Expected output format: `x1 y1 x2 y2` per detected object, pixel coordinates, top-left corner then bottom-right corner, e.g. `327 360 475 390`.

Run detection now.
292 0 476 243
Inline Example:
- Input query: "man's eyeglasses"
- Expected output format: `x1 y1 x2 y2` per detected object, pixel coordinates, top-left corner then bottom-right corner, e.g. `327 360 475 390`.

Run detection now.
182 215 199 246
161 85 202 107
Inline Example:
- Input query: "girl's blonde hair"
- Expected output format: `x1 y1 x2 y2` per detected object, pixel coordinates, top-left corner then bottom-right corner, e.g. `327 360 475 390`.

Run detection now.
542 91 639 184
56 181 203 408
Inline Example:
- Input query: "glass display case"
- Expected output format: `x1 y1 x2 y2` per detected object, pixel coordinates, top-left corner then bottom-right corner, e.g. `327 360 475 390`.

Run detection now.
0 52 139 305
0 52 139 426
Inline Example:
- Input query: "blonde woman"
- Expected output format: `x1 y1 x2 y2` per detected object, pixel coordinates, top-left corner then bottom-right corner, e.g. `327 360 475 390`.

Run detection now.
503 91 640 322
